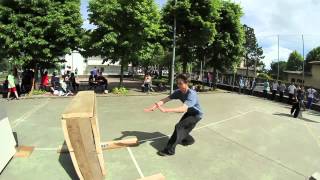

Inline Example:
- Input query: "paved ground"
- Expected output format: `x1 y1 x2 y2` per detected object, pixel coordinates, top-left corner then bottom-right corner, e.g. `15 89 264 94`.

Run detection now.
1 91 320 180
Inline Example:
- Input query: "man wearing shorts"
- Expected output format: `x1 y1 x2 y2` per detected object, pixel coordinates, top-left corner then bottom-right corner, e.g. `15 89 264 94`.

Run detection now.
144 74 203 156
7 73 19 101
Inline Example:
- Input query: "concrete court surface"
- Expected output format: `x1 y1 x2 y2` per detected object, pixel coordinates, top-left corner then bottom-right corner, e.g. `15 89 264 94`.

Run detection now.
1 91 320 180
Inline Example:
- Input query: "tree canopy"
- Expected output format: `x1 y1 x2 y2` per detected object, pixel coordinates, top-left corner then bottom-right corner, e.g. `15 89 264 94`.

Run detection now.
305 46 320 72
243 24 264 76
86 0 163 85
269 61 287 80
206 1 245 73
286 50 303 71
162 0 218 73
0 0 83 69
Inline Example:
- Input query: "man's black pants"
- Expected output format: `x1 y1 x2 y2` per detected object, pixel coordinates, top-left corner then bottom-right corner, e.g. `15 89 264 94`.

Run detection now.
291 101 301 118
279 92 284 102
165 113 201 154
272 90 277 100
288 93 294 104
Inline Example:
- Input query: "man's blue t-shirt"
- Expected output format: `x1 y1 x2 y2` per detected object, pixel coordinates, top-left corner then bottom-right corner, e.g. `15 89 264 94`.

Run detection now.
169 89 203 118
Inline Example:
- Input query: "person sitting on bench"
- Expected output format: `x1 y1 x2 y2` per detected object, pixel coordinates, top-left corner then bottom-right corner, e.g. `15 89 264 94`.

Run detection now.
89 71 98 90
95 72 108 93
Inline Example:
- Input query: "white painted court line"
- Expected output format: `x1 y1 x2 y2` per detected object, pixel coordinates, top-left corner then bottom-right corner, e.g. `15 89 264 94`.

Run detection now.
127 147 144 178
194 110 254 131
12 99 50 128
139 110 254 143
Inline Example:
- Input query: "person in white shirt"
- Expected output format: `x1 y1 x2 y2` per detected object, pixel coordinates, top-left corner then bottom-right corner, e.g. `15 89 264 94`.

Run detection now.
271 81 279 100
278 81 286 102
306 87 317 109
287 82 296 104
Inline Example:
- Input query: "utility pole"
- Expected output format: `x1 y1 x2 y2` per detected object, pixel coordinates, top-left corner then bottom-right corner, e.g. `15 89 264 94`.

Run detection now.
170 0 177 94
277 35 280 81
302 34 305 84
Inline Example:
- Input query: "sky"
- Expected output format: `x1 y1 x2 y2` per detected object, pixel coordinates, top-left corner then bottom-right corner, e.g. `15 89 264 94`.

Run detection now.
81 0 320 69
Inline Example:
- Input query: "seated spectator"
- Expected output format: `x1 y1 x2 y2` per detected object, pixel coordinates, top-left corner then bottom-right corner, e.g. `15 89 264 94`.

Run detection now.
89 71 98 89
143 73 152 93
69 73 79 93
50 72 60 92
95 72 108 93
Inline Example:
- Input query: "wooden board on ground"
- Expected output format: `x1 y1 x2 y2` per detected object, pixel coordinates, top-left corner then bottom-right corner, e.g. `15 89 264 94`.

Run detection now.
61 91 105 180
14 146 34 158
137 173 165 180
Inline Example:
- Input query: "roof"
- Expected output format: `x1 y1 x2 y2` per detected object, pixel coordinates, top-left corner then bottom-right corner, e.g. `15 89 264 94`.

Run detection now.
309 61 320 65
283 71 302 75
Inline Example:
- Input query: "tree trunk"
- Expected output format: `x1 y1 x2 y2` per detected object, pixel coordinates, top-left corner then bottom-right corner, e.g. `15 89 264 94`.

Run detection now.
119 64 124 87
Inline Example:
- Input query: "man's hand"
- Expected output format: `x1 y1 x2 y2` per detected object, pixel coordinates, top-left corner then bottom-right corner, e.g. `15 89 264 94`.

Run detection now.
144 103 158 112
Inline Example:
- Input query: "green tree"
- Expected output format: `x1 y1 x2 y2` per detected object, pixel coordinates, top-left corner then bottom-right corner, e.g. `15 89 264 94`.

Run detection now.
0 0 83 69
305 46 320 72
269 61 287 80
243 24 264 77
162 0 218 73
87 0 163 86
207 1 245 74
286 50 303 71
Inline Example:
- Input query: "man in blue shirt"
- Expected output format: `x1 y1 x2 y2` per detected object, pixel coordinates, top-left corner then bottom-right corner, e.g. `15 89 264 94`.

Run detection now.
144 74 203 156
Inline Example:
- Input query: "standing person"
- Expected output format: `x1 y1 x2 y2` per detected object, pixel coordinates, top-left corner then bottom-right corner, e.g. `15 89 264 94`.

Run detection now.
263 80 270 99
250 78 257 95
306 87 317 110
238 77 244 94
92 67 98 76
271 81 279 100
40 71 49 90
288 82 296 104
278 81 286 102
144 74 203 156
207 72 213 90
291 86 303 118
96 72 108 93
7 71 19 101
69 73 79 93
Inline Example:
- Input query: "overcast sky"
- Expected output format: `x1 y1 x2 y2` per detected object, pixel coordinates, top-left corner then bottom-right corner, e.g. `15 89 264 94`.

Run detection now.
81 0 320 69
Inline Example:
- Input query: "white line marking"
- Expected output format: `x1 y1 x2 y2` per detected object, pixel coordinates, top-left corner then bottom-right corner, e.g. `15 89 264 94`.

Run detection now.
127 147 144 178
194 110 254 131
34 148 57 151
138 110 254 143
12 99 50 128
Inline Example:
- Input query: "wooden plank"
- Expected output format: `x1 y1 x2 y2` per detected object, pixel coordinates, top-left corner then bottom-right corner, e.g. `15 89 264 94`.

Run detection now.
101 138 139 150
61 119 83 180
58 137 138 153
62 91 95 119
137 173 165 180
14 146 34 158
66 117 104 180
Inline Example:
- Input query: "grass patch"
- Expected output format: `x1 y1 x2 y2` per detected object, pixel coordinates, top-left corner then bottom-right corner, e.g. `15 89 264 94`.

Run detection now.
112 87 129 95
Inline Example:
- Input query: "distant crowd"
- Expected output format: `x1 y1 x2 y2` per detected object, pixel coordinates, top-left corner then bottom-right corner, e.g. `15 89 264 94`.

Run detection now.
2 66 109 101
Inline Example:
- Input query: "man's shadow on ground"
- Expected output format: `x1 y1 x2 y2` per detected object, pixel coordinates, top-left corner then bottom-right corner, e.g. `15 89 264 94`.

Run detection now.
273 113 320 123
114 131 170 152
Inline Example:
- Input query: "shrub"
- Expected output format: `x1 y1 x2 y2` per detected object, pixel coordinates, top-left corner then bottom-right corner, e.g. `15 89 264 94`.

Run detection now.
112 87 128 95
32 89 47 95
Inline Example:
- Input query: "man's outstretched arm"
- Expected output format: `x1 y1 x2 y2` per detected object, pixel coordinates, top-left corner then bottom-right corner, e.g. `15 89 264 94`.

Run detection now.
157 104 188 113
144 97 171 112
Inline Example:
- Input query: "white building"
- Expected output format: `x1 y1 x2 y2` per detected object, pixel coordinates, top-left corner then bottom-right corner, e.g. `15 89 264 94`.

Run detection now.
64 51 132 75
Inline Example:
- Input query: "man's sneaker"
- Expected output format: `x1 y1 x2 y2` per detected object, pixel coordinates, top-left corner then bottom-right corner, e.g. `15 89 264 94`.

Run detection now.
157 149 174 156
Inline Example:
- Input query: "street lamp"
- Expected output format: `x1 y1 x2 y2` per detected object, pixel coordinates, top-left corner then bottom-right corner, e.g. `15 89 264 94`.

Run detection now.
170 0 177 94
